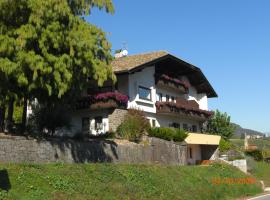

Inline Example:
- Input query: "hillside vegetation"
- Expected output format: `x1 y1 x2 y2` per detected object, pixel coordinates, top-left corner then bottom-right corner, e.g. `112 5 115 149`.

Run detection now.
231 123 265 138
250 161 270 186
230 138 270 151
0 163 262 200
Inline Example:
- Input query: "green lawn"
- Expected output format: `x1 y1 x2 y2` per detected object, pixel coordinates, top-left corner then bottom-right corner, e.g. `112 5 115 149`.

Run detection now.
250 161 270 186
0 163 262 200
230 138 270 187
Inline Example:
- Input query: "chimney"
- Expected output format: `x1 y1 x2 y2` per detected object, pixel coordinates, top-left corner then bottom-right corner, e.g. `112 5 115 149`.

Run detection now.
114 49 128 58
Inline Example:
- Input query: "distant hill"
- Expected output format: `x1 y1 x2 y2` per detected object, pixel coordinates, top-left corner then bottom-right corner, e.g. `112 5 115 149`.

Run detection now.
232 123 265 137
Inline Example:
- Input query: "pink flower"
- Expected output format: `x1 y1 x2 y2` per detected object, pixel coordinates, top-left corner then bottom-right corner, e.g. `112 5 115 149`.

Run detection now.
159 74 190 90
93 92 128 104
156 101 213 118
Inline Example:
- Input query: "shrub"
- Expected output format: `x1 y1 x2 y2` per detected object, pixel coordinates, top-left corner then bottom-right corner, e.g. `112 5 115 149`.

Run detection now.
148 127 188 142
245 150 264 161
173 128 188 142
148 127 175 141
117 109 150 141
219 138 232 152
28 103 71 136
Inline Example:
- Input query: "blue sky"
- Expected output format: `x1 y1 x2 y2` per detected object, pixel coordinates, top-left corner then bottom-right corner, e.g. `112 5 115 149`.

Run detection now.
86 0 270 133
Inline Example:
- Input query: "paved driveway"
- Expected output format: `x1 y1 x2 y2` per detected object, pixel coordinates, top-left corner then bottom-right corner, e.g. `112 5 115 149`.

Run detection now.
247 194 270 200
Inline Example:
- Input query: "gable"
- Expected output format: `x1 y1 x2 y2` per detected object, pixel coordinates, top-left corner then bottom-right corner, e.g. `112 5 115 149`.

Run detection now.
111 51 217 98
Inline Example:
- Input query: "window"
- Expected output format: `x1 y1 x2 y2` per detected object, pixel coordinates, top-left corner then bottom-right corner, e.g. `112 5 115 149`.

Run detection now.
152 119 156 127
156 93 163 102
166 95 170 102
183 123 188 131
95 116 103 130
138 86 151 101
192 125 197 133
189 148 193 159
171 122 180 128
171 96 175 102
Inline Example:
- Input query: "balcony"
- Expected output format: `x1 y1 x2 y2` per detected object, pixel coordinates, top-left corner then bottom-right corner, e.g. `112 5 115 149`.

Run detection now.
156 98 213 120
77 92 128 110
155 74 189 93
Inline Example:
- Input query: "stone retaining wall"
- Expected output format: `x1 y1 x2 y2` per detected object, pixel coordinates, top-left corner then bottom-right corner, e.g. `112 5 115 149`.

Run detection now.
0 136 187 165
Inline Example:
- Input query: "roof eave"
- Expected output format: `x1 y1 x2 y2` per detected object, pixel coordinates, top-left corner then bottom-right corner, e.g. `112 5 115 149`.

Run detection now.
113 53 218 98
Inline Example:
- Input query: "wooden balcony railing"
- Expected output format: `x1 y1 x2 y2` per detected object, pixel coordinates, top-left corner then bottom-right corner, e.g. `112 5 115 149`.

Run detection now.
155 74 190 93
77 92 128 110
156 98 213 119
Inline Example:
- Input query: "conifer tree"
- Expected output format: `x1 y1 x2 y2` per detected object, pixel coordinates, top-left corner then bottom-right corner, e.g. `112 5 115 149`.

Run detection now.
0 0 115 132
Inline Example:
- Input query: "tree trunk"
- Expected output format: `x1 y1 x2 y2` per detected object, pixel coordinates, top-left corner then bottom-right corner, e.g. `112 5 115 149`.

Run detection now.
21 97 28 134
0 105 6 132
6 99 14 133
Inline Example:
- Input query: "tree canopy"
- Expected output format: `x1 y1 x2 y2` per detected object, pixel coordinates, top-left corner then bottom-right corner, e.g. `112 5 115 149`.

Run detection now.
0 0 115 132
68 0 114 15
207 110 235 140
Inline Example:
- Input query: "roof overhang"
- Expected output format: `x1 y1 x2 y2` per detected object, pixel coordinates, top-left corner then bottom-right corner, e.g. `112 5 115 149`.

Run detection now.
113 53 218 98
185 133 221 145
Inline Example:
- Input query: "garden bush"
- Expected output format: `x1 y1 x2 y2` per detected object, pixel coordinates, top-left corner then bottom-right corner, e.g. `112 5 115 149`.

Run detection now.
148 127 188 142
219 138 232 152
245 150 264 161
148 127 174 141
117 109 150 141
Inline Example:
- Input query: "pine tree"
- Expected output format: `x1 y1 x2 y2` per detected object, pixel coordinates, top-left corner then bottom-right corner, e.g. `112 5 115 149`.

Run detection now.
0 0 115 133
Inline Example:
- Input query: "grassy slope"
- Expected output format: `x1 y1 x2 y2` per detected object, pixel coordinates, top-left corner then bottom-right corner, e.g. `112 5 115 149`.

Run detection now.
0 163 262 200
251 162 270 186
229 139 270 187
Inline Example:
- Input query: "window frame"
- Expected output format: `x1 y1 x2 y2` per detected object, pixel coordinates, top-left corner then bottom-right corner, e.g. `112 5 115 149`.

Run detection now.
183 123 188 131
192 125 197 133
157 93 163 102
94 116 103 130
152 119 156 127
138 85 152 101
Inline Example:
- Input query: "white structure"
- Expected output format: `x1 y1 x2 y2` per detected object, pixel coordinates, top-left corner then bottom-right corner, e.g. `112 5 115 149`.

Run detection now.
64 51 220 164
246 134 264 139
69 51 218 135
112 51 217 131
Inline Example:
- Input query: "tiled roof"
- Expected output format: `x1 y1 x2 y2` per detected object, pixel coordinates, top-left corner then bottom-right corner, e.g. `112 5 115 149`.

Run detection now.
111 51 168 72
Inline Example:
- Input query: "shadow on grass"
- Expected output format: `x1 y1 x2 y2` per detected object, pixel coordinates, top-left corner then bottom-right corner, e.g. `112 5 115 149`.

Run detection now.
0 169 11 191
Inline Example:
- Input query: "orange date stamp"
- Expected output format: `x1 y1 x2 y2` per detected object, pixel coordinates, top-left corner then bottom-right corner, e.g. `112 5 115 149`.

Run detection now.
212 177 256 185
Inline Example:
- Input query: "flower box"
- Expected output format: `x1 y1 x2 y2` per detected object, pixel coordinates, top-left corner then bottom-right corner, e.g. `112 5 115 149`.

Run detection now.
156 101 213 119
77 92 128 110
155 74 190 93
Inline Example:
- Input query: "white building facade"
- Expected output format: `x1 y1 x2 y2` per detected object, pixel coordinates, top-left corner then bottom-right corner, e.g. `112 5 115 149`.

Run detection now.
69 51 218 139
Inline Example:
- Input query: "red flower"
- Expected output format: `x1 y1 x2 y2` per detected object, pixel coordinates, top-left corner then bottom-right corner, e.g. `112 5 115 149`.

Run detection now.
93 92 129 104
159 74 190 90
